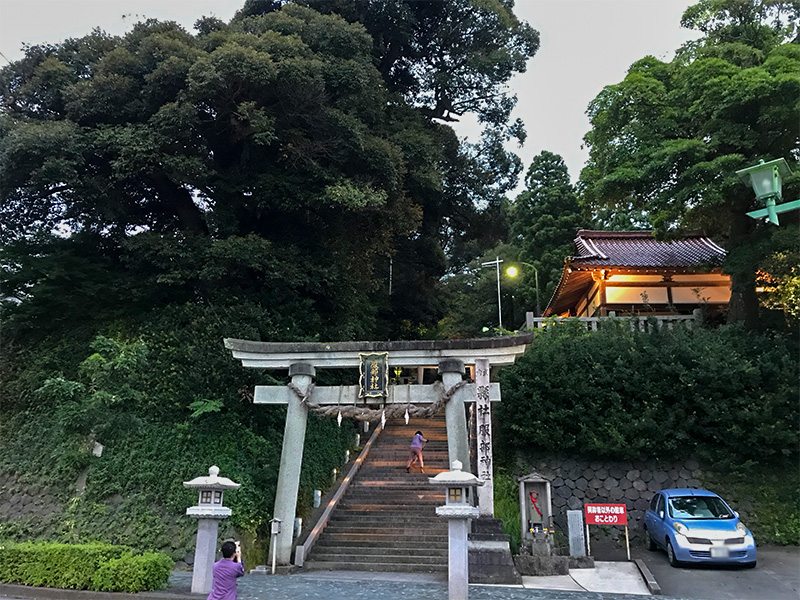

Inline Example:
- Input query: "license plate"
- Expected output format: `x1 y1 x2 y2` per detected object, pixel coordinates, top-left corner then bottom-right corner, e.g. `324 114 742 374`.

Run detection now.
710 547 730 558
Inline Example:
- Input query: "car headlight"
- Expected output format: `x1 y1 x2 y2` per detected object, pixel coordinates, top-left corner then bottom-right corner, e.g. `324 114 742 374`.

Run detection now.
736 522 747 536
673 522 689 536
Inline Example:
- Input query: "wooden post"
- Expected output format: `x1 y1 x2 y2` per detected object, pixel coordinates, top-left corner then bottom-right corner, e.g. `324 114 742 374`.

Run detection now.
586 522 591 556
625 525 630 561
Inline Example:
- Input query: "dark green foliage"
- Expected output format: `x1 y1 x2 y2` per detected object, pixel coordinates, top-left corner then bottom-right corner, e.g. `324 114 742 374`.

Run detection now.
498 321 799 466
91 552 173 593
704 466 800 546
0 1 536 342
296 0 539 137
508 151 586 313
493 470 521 551
0 330 354 556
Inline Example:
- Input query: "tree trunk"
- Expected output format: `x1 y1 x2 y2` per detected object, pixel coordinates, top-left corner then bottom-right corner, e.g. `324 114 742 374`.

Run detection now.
726 195 760 328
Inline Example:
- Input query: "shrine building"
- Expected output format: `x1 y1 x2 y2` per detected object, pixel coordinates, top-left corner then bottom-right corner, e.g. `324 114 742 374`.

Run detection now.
544 230 731 318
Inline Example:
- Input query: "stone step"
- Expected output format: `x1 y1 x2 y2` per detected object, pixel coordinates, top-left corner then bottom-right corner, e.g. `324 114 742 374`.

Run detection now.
351 480 443 488
325 515 444 524
303 560 447 573
314 544 448 556
317 534 447 544
338 503 442 512
342 494 443 502
356 468 446 475
307 552 446 565
332 506 439 515
306 417 451 574
322 525 446 535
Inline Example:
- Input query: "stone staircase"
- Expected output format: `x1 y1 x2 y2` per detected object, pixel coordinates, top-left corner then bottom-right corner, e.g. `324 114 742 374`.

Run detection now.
303 415 450 573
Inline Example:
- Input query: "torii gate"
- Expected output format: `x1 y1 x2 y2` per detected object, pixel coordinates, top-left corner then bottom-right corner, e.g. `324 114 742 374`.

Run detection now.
224 334 533 566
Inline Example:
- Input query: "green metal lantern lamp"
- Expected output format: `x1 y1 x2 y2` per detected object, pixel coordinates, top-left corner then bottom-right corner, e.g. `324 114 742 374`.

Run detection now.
736 158 797 225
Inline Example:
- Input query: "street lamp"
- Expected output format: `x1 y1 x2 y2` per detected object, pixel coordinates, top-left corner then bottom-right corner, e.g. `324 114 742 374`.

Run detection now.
736 158 798 225
507 262 541 318
481 257 504 330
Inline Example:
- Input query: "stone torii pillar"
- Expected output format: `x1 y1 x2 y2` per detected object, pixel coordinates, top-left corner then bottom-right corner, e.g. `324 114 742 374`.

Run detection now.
270 363 314 566
439 358 470 469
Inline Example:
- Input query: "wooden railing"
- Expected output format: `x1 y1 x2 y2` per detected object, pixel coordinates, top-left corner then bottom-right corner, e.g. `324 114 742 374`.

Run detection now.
520 311 700 332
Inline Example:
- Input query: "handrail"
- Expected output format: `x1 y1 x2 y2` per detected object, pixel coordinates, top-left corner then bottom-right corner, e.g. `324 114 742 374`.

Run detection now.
293 422 383 567
520 312 699 332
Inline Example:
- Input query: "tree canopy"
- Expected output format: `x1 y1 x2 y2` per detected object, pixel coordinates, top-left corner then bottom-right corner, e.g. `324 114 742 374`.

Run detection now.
0 1 538 341
507 151 586 313
579 0 800 326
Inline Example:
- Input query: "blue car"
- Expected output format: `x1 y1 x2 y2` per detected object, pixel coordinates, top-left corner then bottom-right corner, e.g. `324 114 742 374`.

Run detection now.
643 488 756 568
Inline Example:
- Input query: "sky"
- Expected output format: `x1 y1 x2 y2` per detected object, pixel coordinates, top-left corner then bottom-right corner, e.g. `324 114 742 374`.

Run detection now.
0 0 701 188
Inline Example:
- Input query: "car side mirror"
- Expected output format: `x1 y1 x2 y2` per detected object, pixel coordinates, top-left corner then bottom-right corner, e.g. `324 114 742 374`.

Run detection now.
658 510 664 519
734 511 739 518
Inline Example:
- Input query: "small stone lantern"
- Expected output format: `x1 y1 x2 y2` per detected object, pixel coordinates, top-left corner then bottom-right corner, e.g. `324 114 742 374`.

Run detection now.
184 466 240 594
430 460 483 600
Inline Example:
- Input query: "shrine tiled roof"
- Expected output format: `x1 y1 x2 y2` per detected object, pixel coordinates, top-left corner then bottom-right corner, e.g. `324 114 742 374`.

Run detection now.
542 230 728 317
570 230 727 269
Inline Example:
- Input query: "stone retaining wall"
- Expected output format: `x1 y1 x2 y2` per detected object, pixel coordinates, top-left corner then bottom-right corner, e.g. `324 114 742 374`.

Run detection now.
521 455 706 542
0 471 63 524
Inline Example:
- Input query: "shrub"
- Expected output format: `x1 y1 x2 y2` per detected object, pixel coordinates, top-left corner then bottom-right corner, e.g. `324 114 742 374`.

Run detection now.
0 542 129 589
493 470 522 552
92 552 174 592
498 321 799 467
0 542 172 592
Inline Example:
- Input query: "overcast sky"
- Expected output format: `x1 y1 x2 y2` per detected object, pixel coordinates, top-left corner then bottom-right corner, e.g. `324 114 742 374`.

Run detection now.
0 0 700 189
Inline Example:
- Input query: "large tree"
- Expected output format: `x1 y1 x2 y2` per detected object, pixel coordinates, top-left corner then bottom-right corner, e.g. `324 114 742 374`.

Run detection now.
579 0 800 327
508 151 586 314
293 0 539 134
0 2 537 340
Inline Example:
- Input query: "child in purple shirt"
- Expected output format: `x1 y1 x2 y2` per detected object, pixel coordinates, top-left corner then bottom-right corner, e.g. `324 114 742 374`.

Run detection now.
405 430 427 473
207 541 245 600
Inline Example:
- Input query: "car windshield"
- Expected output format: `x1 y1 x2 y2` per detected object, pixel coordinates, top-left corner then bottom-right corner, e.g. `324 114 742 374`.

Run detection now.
668 496 733 519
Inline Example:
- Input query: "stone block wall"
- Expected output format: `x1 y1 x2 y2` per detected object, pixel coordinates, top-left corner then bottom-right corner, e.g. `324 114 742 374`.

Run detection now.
521 456 705 542
0 471 63 524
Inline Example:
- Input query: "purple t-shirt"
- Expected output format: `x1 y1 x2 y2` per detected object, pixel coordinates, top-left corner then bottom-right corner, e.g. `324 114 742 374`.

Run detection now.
410 433 425 448
207 558 245 600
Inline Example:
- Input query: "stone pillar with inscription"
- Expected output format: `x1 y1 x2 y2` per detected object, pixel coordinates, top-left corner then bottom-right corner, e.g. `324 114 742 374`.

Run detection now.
468 358 521 585
474 358 494 517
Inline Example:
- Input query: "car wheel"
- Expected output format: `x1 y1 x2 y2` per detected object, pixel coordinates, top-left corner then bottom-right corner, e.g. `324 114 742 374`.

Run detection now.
646 531 658 551
666 540 680 567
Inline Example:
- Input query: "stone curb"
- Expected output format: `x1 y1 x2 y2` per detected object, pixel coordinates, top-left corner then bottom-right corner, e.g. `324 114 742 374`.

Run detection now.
633 558 662 595
0 583 198 600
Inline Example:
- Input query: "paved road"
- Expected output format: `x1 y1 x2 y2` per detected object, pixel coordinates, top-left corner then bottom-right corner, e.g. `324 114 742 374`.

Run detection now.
171 570 674 600
2 548 797 600
634 545 800 600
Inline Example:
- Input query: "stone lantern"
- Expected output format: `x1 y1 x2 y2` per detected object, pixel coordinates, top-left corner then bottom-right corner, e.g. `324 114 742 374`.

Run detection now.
184 465 240 594
430 460 483 600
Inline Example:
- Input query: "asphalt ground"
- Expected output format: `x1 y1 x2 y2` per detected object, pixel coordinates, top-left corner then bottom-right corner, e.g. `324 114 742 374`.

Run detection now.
1 547 797 600
634 544 800 600
0 568 685 600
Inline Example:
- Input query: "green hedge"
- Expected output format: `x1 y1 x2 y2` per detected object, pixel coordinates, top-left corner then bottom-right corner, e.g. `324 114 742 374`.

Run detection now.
498 322 799 467
0 542 172 591
92 552 174 592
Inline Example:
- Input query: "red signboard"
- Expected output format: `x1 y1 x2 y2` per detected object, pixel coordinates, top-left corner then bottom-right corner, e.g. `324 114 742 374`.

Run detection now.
585 503 628 525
